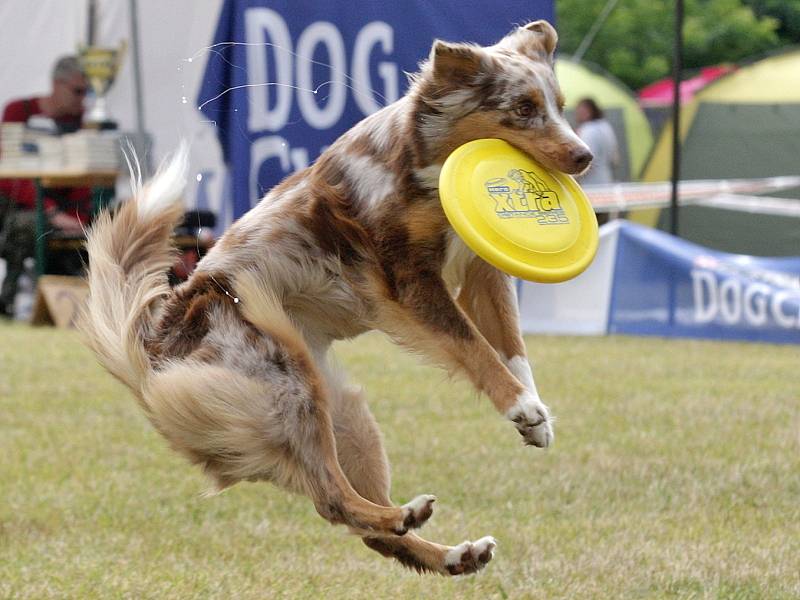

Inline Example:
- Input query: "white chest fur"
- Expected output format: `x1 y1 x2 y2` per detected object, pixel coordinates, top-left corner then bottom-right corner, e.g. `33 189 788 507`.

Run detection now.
442 232 475 294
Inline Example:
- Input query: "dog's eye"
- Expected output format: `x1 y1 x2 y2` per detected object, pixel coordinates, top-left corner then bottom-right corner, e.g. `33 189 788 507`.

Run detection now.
514 100 536 119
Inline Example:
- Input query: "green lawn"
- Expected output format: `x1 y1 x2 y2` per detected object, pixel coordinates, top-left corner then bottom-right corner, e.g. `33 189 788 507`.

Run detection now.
1 323 798 599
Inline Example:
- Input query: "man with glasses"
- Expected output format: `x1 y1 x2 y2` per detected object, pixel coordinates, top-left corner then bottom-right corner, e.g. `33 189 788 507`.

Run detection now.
0 55 91 318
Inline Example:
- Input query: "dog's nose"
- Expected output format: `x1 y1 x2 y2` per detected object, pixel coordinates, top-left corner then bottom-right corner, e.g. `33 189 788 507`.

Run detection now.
571 147 593 172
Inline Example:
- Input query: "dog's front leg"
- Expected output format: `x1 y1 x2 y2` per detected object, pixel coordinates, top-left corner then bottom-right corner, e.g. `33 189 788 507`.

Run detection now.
378 269 552 448
456 258 537 393
454 259 553 446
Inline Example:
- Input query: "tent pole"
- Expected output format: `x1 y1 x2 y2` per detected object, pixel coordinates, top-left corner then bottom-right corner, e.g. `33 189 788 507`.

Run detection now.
574 0 620 62
670 0 684 236
128 0 149 175
87 0 97 45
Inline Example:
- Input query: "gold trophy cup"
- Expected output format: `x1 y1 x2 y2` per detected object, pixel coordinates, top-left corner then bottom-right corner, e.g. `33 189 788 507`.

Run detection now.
78 41 127 128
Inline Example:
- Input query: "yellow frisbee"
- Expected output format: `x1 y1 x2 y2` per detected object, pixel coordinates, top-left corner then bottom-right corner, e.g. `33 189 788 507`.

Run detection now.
439 139 599 283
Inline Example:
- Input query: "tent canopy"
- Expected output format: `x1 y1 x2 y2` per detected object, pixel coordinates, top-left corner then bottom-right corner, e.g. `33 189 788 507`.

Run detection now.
638 65 734 107
637 48 800 256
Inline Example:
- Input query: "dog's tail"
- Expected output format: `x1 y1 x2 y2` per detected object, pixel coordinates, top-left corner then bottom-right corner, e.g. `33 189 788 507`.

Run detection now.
80 144 189 397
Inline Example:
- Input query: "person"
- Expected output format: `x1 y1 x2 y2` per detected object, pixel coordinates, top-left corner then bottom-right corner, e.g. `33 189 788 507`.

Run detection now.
0 56 91 318
574 97 619 186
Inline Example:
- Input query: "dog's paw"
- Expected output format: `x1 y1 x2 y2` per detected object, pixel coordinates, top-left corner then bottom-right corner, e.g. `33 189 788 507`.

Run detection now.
397 494 436 534
445 536 497 575
506 392 553 448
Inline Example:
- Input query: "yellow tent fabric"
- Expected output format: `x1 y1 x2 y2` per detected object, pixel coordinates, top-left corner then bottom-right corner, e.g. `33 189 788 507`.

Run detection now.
556 57 654 179
696 50 800 104
636 48 800 251
636 48 800 227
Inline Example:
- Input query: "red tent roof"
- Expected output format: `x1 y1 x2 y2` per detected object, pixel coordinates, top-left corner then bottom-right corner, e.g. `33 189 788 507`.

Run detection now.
638 65 735 106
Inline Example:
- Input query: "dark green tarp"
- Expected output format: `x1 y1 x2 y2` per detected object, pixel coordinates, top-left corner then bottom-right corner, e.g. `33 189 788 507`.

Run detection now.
657 102 800 256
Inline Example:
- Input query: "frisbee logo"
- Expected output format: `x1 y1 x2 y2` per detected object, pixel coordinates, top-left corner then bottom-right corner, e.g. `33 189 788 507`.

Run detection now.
484 169 568 225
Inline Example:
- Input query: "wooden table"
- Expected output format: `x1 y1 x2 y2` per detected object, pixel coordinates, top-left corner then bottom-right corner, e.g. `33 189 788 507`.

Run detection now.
47 235 215 253
0 167 118 276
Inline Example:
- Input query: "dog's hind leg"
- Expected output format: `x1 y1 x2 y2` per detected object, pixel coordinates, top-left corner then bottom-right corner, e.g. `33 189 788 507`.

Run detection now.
226 271 435 536
142 353 435 536
289 384 436 536
362 534 497 576
331 384 496 575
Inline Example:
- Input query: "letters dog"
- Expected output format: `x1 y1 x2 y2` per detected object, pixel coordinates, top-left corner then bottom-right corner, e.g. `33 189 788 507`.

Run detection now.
82 20 591 575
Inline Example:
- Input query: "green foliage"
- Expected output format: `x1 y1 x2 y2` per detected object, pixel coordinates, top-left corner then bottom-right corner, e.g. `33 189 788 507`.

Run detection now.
557 0 783 90
744 0 800 40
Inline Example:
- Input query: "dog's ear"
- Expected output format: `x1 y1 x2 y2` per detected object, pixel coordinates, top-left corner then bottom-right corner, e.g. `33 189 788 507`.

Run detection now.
521 20 558 62
429 40 484 84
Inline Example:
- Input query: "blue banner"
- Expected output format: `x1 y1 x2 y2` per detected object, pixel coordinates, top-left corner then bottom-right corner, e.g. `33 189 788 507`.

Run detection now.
608 222 800 344
197 0 554 219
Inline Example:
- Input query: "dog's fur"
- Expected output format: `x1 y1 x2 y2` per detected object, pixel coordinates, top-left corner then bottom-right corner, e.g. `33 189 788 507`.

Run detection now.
81 21 591 575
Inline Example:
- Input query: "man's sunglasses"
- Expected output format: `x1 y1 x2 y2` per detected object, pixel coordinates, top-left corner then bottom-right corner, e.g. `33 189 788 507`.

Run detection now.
58 80 88 96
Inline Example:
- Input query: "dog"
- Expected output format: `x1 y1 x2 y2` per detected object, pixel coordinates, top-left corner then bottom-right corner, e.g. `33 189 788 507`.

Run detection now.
81 20 591 576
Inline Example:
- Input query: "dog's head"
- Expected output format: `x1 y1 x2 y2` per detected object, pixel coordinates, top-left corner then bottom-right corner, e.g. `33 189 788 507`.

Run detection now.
417 21 592 175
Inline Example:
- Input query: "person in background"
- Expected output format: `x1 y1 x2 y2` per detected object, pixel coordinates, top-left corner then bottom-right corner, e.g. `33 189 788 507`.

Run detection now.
575 97 619 186
574 97 620 226
0 56 91 318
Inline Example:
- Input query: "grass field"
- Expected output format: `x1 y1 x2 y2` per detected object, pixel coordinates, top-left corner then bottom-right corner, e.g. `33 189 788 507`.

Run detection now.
1 322 799 599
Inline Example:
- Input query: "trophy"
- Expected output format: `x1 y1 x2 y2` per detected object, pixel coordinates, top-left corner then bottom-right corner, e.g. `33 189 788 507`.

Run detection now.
78 41 127 129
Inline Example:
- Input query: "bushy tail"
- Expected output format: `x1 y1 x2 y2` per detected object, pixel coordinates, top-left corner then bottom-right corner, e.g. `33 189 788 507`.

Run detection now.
80 145 189 396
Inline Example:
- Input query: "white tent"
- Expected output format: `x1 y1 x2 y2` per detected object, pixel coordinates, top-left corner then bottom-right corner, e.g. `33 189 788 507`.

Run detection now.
518 222 618 335
518 220 800 344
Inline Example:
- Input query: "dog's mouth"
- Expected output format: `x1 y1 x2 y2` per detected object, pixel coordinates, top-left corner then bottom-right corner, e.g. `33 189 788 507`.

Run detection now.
507 120 594 176
521 145 594 176
494 129 593 177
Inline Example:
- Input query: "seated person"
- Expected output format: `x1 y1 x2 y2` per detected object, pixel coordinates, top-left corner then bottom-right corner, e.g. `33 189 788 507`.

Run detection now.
0 55 91 318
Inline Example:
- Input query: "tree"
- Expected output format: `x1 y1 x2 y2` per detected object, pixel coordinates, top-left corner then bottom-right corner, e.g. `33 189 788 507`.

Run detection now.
743 0 800 42
556 0 782 90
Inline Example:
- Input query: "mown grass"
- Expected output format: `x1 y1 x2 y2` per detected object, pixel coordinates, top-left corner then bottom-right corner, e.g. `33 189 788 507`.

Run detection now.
1 322 798 599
